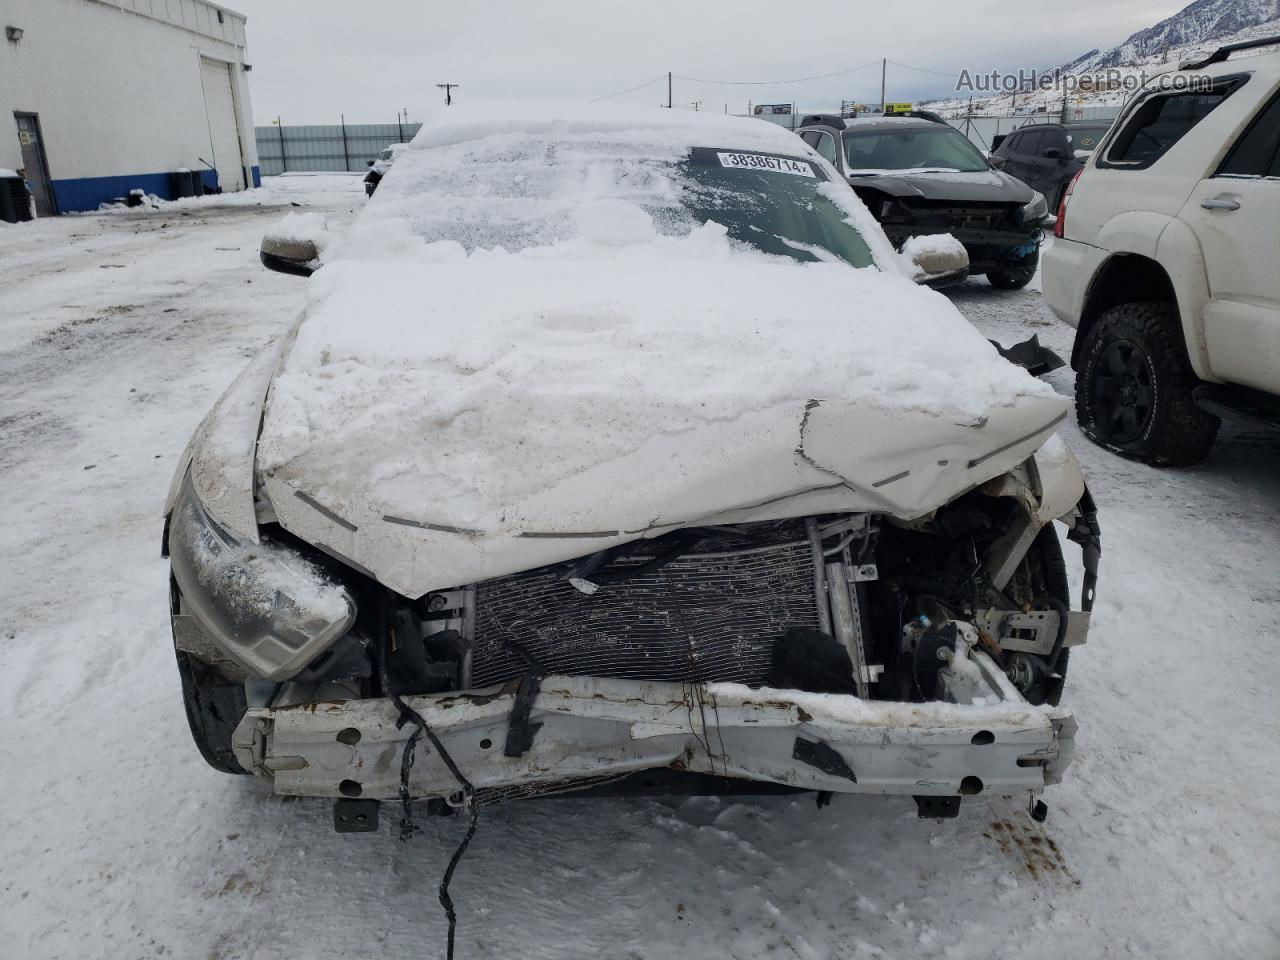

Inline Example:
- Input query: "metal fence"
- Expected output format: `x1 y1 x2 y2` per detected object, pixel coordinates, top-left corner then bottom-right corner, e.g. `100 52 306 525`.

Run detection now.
949 104 1123 152
255 121 423 175
747 102 1124 153
255 104 1126 176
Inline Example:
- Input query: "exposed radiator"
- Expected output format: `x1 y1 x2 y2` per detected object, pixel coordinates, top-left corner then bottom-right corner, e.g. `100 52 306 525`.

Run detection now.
471 533 819 687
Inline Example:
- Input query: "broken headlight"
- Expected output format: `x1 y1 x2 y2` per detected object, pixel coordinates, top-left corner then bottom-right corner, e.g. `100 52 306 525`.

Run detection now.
1020 191 1049 226
169 472 356 681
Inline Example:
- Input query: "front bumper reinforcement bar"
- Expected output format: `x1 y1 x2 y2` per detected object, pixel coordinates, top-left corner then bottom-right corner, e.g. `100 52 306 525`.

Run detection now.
233 668 1076 802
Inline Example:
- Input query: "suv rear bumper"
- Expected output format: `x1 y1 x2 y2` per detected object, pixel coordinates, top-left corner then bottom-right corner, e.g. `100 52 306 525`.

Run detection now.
1042 237 1096 328
232 667 1076 803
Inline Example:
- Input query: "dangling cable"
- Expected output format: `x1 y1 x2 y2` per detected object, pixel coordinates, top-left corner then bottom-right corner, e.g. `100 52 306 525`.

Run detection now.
392 691 479 960
380 593 480 960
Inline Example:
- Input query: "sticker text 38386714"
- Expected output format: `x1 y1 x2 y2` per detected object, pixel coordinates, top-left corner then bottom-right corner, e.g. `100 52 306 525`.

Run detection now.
716 153 816 178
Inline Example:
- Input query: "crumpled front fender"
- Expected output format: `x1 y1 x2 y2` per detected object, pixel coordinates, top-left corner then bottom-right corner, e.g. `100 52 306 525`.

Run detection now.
163 318 302 542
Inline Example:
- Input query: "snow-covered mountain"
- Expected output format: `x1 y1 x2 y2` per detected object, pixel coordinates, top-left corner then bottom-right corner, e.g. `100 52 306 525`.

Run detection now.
923 1 1279 118
1063 0 1279 72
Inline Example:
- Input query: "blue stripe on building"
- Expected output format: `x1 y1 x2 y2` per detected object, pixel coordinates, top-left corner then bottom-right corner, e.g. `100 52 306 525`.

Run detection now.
49 169 232 212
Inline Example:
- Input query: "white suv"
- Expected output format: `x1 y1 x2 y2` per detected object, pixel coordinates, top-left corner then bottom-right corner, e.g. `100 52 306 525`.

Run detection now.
1044 37 1280 465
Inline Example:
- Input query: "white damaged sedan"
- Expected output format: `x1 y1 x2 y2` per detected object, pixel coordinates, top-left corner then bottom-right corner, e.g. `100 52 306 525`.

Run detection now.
163 104 1100 831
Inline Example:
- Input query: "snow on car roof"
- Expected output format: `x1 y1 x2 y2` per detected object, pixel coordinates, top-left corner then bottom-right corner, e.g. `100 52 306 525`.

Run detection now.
410 100 811 154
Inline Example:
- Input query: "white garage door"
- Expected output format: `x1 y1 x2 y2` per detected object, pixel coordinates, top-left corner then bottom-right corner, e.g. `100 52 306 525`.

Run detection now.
200 57 245 192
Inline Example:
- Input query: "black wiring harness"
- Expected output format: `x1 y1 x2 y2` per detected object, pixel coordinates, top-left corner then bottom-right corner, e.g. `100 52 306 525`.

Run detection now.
379 600 479 960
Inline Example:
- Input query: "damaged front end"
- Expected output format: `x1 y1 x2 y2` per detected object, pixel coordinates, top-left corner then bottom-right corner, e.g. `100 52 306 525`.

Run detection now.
169 456 1100 825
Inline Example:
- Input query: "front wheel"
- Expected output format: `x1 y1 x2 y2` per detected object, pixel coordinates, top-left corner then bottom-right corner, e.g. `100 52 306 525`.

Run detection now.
1075 302 1219 465
987 246 1039 290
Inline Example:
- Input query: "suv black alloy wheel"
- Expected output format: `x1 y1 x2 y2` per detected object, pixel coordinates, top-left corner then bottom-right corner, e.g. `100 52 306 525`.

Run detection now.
1075 301 1220 465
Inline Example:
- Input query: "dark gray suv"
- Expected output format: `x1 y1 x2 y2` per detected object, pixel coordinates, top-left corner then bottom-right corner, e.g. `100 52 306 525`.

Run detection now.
991 121 1114 211
798 114 1052 290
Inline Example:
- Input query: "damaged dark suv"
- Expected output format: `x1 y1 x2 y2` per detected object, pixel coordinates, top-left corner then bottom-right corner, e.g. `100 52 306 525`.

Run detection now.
798 114 1053 289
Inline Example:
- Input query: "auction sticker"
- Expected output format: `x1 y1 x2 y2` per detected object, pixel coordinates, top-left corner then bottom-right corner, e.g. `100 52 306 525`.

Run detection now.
716 152 816 177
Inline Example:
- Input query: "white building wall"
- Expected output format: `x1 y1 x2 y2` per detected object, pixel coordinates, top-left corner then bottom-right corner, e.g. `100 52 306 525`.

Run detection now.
0 0 259 210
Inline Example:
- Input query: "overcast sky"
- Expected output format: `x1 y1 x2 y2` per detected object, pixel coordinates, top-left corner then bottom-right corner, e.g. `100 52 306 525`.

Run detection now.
233 0 1181 123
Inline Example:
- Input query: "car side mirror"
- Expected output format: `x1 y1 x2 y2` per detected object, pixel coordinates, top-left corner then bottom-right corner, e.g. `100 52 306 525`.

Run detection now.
902 234 969 289
989 154 1007 169
260 233 320 277
367 159 375 167
1043 147 1065 161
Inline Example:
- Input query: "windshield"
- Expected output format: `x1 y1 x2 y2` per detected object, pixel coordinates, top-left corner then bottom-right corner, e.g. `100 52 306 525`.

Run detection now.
842 126 990 173
372 138 876 268
673 148 874 267
1065 126 1111 152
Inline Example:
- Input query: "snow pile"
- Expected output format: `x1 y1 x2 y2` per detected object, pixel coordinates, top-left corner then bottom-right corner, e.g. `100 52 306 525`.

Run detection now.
259 229 1054 532
91 173 363 215
899 233 968 278
267 211 334 255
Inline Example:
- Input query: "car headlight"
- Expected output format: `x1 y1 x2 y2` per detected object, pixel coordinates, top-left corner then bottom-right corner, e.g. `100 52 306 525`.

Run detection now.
169 472 356 681
1020 191 1049 225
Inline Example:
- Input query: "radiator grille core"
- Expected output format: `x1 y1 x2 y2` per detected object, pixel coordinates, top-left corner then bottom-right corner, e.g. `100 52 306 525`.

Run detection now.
471 536 819 687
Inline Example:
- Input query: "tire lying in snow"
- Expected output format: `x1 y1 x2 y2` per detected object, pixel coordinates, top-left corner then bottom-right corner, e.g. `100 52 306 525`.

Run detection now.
1075 301 1220 466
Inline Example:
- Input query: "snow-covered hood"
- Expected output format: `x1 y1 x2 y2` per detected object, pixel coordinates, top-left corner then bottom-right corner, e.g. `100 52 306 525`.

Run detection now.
227 236 1067 598
847 168 1035 204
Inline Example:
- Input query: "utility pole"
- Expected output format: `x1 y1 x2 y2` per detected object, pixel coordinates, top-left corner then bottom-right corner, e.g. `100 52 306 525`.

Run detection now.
690 101 702 111
436 83 459 106
880 58 886 111
275 116 286 174
667 71 672 108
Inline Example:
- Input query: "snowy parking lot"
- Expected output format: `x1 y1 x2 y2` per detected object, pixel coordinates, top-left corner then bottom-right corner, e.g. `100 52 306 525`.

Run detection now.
2 175 1278 960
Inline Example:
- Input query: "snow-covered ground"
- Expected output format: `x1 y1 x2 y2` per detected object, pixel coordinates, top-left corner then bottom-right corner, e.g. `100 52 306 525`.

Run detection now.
1 179 1278 960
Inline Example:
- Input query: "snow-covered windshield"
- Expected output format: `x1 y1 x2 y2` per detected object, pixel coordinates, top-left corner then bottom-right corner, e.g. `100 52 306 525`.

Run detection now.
367 133 874 268
843 127 990 174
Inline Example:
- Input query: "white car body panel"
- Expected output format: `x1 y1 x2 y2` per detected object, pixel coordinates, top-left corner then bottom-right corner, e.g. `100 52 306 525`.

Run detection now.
1043 51 1280 387
256 393 1067 599
1180 174 1280 391
164 323 300 543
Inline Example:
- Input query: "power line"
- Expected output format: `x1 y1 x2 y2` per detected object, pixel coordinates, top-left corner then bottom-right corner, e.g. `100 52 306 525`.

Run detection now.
590 74 668 102
675 60 882 86
887 59 961 79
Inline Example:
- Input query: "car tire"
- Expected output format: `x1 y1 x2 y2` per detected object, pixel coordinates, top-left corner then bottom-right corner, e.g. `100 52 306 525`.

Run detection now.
987 247 1039 290
1075 301 1219 466
175 648 249 774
